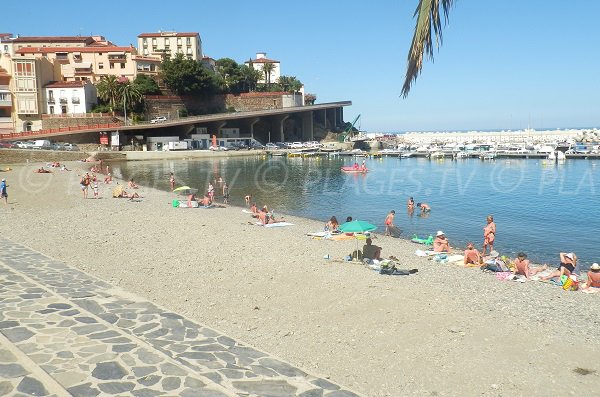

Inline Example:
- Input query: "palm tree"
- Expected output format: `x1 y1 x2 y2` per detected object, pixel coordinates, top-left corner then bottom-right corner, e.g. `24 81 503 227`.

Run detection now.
240 65 262 92
261 62 276 86
95 75 120 113
401 0 455 97
118 80 143 112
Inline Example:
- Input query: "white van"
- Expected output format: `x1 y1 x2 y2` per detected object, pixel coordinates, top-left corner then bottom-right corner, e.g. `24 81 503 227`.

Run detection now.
33 140 52 150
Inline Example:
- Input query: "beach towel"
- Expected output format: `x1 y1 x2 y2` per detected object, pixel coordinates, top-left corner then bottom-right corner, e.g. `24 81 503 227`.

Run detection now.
256 222 294 228
446 255 464 264
242 209 254 214
331 234 358 241
306 231 330 238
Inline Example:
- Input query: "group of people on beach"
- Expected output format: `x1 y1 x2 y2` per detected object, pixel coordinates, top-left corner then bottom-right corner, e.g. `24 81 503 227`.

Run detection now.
414 210 598 291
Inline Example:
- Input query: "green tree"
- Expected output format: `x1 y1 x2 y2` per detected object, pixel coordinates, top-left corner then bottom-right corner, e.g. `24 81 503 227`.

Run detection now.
215 58 244 93
261 62 276 86
95 75 120 113
402 0 454 97
160 53 219 96
133 74 161 95
277 75 303 92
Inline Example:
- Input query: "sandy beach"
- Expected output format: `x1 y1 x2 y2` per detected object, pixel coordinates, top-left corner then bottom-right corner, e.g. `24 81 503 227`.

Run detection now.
0 160 598 396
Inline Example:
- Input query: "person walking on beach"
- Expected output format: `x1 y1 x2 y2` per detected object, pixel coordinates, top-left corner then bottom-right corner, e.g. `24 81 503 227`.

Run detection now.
222 182 230 204
482 215 496 256
169 173 175 191
80 173 90 199
541 252 577 281
384 210 395 236
0 178 8 204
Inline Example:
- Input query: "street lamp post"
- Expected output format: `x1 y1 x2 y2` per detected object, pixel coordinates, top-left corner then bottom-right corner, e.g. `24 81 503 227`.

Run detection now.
123 95 127 126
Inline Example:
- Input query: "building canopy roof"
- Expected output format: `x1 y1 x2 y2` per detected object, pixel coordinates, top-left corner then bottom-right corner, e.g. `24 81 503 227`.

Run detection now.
138 32 199 38
17 46 135 55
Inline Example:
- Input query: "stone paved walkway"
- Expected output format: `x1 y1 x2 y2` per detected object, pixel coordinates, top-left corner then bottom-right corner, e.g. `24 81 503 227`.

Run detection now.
0 238 360 397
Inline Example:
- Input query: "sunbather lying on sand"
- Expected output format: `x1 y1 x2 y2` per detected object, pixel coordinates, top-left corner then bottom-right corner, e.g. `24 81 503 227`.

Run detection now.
34 168 52 173
513 252 547 279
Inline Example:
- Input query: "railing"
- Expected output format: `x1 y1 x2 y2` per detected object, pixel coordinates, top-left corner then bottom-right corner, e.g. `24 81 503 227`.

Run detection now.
56 55 69 62
0 122 124 140
42 112 113 119
0 84 9 91
108 56 126 62
59 98 68 104
47 98 55 104
72 97 80 104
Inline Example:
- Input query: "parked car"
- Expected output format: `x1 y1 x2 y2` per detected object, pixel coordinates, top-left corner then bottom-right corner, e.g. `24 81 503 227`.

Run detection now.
51 142 65 151
150 116 167 124
33 139 52 150
290 142 304 149
265 143 279 150
303 141 321 149
229 143 249 151
0 141 15 148
63 143 79 151
275 142 287 149
250 142 265 150
14 141 34 149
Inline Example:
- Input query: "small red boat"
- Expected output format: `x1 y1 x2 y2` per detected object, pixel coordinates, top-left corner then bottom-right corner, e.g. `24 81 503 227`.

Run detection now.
341 166 368 173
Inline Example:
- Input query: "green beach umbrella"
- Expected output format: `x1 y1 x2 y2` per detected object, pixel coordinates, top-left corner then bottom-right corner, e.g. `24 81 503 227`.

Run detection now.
338 220 377 260
338 220 377 233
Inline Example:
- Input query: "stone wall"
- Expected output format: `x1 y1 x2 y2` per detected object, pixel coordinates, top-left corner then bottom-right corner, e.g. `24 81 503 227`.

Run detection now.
41 116 118 130
144 92 298 118
0 148 125 164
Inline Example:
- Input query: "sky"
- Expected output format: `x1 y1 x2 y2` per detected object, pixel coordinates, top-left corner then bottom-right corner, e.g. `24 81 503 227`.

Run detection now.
4 0 600 132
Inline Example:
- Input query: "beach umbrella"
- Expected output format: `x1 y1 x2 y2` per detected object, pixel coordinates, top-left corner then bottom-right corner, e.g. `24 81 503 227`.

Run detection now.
173 186 198 196
338 220 377 260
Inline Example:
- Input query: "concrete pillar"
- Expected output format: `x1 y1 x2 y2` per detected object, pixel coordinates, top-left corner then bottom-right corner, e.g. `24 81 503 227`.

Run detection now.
302 111 314 141
244 117 260 140
271 115 289 142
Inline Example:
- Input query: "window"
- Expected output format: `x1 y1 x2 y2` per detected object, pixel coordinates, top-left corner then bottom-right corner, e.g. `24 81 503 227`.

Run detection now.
143 38 147 44
152 46 157 52
143 49 148 56
49 106 54 114
98 62 104 69
177 38 182 46
48 90 54 100
110 63 114 69
186 37 191 45
23 121 32 131
152 38 157 45
61 105 67 114
120 63 125 69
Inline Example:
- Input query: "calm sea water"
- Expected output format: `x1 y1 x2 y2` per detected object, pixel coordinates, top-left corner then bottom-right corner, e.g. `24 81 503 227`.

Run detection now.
111 155 600 269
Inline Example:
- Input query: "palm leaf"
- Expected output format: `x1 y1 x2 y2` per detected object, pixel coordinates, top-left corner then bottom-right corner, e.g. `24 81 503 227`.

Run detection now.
401 0 454 98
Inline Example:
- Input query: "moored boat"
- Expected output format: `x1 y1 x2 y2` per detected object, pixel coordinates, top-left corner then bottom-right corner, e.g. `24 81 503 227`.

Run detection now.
341 166 368 173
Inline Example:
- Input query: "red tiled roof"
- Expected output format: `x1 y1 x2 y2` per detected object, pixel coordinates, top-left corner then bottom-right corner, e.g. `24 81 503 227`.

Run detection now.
0 33 13 39
137 32 198 38
44 81 87 88
13 36 94 43
17 46 134 54
247 57 279 63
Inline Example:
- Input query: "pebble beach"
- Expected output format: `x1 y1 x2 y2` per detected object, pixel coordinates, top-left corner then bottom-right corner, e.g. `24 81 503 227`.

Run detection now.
0 161 598 396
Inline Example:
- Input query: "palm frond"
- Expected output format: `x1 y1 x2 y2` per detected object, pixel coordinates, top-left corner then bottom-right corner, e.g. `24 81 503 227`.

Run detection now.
401 0 454 98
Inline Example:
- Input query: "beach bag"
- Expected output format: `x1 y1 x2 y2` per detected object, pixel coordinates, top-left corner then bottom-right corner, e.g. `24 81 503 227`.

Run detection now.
562 275 579 291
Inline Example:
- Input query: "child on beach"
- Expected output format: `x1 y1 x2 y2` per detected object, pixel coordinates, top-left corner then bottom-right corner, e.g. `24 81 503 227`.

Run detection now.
93 181 99 199
169 173 175 191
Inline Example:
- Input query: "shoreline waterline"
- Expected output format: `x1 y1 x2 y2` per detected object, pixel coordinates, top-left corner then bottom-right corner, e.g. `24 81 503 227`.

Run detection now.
0 161 598 396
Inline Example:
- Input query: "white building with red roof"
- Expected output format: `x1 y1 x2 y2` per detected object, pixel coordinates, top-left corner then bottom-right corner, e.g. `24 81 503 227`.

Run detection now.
43 80 97 115
244 52 280 84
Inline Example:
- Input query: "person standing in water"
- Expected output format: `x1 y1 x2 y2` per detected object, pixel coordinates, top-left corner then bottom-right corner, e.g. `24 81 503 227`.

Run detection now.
482 215 496 256
169 172 175 191
384 210 395 236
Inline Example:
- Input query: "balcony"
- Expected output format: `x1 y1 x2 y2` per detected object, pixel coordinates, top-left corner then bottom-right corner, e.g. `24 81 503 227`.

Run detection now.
0 84 9 92
0 97 11 107
47 98 55 104
56 54 69 62
59 98 68 104
72 97 80 104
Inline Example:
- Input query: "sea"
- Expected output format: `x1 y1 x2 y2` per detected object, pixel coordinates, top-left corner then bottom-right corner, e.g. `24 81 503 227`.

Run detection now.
111 155 600 270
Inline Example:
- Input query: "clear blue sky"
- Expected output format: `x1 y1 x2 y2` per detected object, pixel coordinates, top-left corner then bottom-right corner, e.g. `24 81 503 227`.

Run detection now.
5 0 600 131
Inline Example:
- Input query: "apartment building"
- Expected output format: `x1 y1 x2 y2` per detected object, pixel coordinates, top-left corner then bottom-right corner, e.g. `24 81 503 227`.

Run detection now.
44 80 97 115
244 52 280 84
0 66 11 133
137 31 202 61
12 57 54 132
15 45 138 82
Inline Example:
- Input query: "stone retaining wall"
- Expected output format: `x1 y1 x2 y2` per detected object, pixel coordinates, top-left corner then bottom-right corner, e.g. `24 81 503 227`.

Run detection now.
42 116 117 130
0 149 125 165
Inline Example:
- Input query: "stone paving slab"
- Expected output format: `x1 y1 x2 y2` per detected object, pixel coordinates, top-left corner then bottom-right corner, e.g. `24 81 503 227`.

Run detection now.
0 238 360 397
